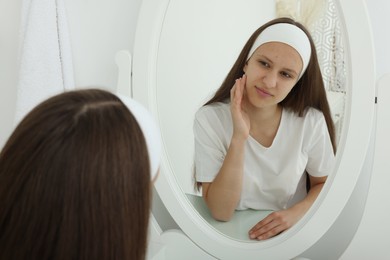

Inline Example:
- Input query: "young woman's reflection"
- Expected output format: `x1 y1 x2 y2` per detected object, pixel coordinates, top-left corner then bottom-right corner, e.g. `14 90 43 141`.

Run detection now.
194 17 336 240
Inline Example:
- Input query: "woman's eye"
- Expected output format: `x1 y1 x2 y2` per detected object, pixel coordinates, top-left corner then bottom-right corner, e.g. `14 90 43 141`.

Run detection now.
259 61 269 68
281 71 292 78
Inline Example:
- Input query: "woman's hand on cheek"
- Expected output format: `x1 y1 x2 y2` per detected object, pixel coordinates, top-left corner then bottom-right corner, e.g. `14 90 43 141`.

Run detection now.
248 207 303 240
230 75 250 140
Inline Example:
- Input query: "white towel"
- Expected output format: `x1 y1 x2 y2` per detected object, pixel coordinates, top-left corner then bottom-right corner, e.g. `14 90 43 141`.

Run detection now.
15 0 75 124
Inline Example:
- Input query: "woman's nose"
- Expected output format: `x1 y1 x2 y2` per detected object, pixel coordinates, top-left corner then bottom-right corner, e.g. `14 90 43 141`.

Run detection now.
262 72 277 88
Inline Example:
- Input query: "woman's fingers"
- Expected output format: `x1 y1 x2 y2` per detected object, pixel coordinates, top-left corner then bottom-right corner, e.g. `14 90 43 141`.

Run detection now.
248 214 275 239
248 211 290 240
231 75 246 107
231 75 250 140
236 74 246 100
253 223 284 240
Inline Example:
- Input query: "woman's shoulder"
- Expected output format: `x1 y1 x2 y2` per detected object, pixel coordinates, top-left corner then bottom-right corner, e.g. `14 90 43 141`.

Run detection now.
283 107 325 129
305 107 324 119
195 102 230 119
306 108 327 126
194 102 232 135
284 107 324 119
302 107 327 130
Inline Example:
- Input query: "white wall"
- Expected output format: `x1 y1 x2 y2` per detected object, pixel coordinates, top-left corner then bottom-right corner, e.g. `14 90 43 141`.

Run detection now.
0 0 22 148
366 0 390 79
0 0 141 148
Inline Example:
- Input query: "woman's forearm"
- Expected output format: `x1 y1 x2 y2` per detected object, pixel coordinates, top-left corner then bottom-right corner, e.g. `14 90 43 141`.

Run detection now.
292 180 325 214
203 138 246 221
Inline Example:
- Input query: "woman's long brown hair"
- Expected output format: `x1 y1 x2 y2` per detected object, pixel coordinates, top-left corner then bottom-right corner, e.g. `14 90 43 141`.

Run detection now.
0 89 150 259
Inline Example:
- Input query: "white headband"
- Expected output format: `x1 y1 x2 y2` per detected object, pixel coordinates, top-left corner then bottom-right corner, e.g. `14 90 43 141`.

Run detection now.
247 23 311 80
117 94 161 180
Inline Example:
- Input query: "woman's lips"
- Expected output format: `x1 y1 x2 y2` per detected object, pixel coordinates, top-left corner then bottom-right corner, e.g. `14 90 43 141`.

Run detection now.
255 86 273 97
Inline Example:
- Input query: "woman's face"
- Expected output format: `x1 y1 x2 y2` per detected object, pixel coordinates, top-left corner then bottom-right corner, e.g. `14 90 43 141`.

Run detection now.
243 42 303 110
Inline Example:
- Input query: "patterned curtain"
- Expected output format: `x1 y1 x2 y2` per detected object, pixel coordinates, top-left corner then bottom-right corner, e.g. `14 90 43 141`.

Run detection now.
276 0 347 92
311 0 346 92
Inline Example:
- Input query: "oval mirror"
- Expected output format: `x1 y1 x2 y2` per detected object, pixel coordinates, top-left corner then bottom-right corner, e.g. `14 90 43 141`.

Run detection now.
133 0 375 258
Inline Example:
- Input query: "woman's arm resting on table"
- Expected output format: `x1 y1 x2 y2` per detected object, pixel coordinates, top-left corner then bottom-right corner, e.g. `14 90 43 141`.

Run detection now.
248 175 327 240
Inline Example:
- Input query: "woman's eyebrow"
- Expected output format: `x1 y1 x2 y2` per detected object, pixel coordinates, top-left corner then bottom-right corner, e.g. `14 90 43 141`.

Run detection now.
283 67 299 76
258 54 299 76
257 54 273 64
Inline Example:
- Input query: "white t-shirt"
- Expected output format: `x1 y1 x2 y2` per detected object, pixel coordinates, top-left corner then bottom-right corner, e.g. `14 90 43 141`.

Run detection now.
194 102 335 211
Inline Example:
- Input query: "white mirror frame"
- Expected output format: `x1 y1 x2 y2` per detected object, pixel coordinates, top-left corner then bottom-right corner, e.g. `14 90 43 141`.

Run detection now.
132 0 375 258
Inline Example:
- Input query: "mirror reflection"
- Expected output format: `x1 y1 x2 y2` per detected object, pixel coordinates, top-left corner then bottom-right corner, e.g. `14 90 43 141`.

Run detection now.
156 0 346 241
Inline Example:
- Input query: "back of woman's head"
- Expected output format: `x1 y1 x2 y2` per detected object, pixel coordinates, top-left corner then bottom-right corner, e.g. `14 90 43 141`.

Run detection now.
0 89 150 260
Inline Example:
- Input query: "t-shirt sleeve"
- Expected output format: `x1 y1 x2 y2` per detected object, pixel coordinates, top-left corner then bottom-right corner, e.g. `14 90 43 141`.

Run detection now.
305 110 336 177
193 107 227 182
